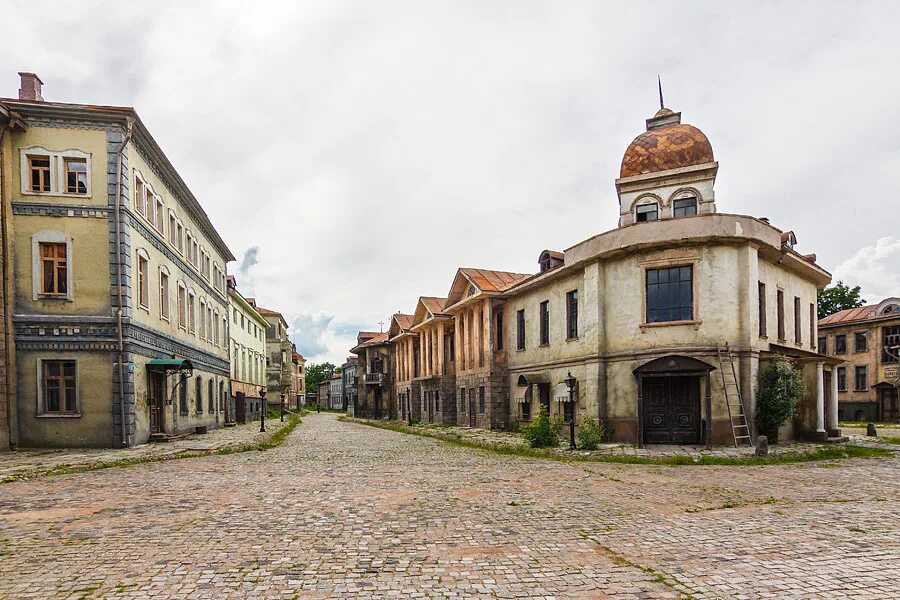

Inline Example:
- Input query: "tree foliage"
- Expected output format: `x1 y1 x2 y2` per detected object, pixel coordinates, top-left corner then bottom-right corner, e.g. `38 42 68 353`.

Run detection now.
817 280 864 319
305 362 336 395
755 355 804 439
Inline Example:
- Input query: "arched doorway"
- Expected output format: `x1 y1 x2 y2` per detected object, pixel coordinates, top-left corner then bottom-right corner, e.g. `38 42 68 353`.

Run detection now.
634 356 715 446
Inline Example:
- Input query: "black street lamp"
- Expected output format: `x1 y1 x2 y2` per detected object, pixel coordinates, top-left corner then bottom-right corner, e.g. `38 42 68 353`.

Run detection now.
280 393 285 422
407 394 413 426
259 388 267 433
564 371 577 450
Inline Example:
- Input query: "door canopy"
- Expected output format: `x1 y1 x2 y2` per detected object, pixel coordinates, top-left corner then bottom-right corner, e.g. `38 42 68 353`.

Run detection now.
633 355 714 375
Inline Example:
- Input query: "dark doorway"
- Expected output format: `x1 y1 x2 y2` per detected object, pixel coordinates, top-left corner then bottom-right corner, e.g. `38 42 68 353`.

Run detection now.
538 383 551 415
374 388 382 419
642 376 701 444
235 392 247 424
880 386 899 422
468 388 476 427
149 372 165 434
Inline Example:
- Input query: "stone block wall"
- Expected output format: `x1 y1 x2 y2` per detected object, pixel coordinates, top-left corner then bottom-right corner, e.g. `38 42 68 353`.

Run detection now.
455 369 509 430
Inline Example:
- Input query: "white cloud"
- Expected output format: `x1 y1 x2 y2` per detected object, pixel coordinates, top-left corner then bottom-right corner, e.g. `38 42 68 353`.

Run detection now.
833 237 900 303
5 1 900 362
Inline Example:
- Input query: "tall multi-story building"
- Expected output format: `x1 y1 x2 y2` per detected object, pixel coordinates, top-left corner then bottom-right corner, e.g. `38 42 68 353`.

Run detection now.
410 297 456 424
255 305 293 409
290 348 306 410
819 298 900 422
387 314 416 421
227 277 267 424
351 331 391 419
341 355 358 411
1 73 233 447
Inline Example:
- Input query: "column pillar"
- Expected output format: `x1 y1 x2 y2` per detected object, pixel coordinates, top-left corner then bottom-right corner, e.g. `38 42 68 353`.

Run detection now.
816 361 826 435
828 366 840 435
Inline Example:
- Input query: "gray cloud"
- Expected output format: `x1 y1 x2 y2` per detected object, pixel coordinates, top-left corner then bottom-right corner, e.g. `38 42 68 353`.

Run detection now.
6 0 899 362
239 246 259 275
289 313 335 360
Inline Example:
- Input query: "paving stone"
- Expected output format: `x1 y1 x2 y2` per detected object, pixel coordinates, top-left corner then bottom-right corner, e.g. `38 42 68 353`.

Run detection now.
0 413 897 599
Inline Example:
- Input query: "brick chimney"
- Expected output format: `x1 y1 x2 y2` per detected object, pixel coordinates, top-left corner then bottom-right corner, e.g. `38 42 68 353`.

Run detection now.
18 72 44 101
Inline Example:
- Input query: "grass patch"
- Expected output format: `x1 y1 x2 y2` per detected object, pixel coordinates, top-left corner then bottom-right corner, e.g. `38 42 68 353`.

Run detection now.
1 414 302 484
840 421 898 428
877 436 900 445
347 418 894 467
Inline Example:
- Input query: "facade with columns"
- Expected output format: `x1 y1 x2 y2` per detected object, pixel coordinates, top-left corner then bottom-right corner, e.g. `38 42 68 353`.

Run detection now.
410 297 456 424
388 313 419 422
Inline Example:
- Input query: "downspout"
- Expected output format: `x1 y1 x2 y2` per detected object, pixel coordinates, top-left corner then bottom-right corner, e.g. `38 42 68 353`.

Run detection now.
114 120 134 447
0 123 11 447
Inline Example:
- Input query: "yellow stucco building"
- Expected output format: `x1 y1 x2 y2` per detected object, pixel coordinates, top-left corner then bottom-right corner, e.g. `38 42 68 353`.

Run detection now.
1 73 234 448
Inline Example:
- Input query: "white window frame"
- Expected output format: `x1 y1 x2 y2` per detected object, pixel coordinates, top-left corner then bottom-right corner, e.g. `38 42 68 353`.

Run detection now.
20 147 92 198
36 357 80 417
32 230 74 301
188 290 196 334
199 298 207 340
177 282 187 330
159 266 171 321
136 248 151 311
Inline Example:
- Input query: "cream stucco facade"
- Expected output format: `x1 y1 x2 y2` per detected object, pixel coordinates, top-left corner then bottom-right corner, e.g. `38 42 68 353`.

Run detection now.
228 281 267 422
1 74 234 448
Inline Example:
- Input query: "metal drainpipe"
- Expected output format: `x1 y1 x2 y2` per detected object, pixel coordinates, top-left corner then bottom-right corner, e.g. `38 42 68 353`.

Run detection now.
114 120 134 447
0 124 11 447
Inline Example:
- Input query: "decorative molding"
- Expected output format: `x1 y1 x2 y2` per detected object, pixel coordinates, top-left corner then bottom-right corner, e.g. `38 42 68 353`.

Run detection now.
12 200 109 218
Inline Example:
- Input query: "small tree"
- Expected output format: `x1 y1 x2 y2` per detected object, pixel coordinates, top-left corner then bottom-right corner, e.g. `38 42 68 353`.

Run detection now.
755 355 804 442
522 405 559 448
577 418 605 451
817 281 864 319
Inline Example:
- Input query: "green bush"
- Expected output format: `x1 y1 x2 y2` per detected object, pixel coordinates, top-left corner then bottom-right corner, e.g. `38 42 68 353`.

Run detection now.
522 405 559 448
756 354 804 440
577 418 605 450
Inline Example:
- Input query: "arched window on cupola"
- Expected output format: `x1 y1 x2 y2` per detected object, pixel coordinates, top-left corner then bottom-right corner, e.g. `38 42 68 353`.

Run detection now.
672 196 698 217
635 200 659 222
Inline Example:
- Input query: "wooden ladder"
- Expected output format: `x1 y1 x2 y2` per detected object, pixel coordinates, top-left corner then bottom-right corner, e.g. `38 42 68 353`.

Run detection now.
716 342 754 447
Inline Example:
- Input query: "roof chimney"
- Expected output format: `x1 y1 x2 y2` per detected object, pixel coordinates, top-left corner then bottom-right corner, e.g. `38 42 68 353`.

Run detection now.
18 72 44 101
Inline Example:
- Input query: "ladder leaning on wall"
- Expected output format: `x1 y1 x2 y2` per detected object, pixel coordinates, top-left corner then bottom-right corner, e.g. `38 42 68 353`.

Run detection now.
716 342 754 447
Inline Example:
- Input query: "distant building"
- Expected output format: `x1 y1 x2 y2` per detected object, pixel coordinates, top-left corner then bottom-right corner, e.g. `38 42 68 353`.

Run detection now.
329 373 343 410
227 277 267 424
290 348 306 410
317 378 330 410
819 299 900 422
351 332 391 419
254 304 293 409
341 356 358 411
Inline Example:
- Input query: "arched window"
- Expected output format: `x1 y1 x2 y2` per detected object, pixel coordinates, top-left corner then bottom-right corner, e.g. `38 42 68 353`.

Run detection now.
635 201 659 222
673 196 698 217
208 379 214 413
195 376 203 414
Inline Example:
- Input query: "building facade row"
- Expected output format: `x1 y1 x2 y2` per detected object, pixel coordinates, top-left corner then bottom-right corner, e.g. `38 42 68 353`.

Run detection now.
352 104 841 446
0 73 298 449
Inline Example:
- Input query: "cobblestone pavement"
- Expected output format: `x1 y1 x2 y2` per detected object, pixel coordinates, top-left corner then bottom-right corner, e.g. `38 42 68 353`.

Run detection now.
0 417 296 482
0 414 897 599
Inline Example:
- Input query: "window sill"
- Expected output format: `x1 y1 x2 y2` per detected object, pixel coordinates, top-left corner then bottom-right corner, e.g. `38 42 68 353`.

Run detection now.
759 335 768 340
539 343 550 348
640 319 702 331
516 348 526 353
22 190 92 199
37 412 81 418
566 336 579 343
37 294 72 302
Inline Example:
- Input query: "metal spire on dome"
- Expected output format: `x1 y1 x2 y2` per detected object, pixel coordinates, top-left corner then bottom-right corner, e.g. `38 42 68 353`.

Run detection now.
658 75 664 110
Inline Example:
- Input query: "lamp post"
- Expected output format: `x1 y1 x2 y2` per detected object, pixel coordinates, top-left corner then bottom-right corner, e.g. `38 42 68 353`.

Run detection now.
259 388 267 433
280 392 285 422
564 371 577 450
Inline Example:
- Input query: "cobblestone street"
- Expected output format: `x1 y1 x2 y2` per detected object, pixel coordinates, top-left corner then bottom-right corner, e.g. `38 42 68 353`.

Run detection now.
0 413 898 599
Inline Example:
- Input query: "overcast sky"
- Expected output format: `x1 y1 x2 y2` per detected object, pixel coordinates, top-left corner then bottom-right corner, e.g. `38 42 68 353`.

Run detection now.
5 1 899 363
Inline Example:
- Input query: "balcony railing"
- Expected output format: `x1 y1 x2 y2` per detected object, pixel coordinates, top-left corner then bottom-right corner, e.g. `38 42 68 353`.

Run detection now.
364 372 387 385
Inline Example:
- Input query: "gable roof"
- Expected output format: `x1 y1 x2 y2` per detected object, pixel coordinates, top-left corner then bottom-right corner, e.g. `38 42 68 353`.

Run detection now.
388 313 415 339
444 268 532 310
819 298 900 327
350 331 389 353
411 296 449 329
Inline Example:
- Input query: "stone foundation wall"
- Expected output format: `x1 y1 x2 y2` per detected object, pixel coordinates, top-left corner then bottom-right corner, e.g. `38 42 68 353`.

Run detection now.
455 369 509 430
420 376 457 425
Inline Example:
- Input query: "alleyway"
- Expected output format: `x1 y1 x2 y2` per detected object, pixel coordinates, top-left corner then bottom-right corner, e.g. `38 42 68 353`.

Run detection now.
0 413 897 599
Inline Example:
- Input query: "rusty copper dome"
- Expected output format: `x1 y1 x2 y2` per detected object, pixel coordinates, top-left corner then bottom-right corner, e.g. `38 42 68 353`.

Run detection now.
619 118 714 179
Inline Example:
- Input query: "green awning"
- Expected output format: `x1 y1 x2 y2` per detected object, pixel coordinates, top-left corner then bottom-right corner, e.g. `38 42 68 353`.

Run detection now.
147 358 193 370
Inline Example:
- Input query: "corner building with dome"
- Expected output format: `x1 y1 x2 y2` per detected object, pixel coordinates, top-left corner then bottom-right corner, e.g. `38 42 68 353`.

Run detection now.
499 105 842 446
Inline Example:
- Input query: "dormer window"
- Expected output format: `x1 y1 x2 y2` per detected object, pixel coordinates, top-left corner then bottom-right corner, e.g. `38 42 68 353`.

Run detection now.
673 196 697 217
635 203 658 222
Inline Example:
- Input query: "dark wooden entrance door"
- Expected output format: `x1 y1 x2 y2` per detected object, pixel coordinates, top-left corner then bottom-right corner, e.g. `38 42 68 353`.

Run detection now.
235 392 246 424
880 387 899 422
374 388 382 419
642 376 701 444
149 372 165 434
538 383 551 416
468 389 476 427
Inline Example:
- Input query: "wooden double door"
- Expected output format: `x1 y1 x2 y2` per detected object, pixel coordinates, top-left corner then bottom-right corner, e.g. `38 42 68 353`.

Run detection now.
642 376 701 444
149 372 166 434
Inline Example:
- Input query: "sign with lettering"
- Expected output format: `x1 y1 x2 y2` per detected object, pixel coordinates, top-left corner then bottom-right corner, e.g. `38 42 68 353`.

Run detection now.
884 366 899 380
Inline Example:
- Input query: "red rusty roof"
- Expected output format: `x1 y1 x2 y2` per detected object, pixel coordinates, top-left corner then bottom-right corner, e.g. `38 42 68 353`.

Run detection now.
620 123 714 178
460 268 531 293
818 305 874 326
420 297 448 315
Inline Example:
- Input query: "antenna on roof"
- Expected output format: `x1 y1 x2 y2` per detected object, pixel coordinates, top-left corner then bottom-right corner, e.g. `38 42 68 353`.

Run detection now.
657 75 665 110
